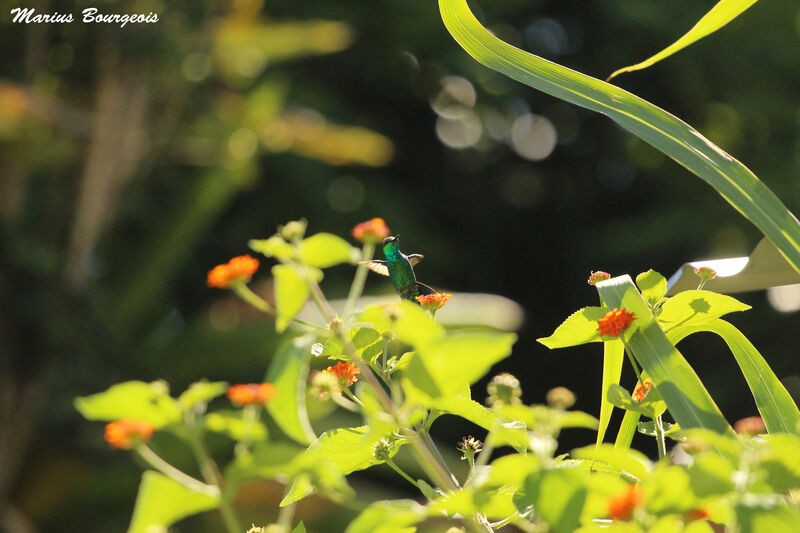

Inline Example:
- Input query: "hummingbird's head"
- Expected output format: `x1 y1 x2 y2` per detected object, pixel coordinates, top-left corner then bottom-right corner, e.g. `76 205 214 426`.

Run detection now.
383 235 399 254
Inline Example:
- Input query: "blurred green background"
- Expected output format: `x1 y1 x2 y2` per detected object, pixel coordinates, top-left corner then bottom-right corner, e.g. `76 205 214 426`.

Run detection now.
2 0 800 531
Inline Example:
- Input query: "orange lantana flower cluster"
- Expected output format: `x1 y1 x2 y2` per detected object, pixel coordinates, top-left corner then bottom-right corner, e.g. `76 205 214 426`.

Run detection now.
227 383 276 406
734 415 765 436
597 308 636 337
416 292 451 312
207 255 260 289
352 218 391 243
632 378 653 402
104 419 156 450
324 361 360 388
607 483 643 521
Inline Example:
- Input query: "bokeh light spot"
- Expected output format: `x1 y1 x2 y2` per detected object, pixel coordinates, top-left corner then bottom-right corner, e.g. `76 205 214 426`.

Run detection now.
768 284 800 313
327 176 365 213
510 114 557 161
436 112 483 149
182 53 212 82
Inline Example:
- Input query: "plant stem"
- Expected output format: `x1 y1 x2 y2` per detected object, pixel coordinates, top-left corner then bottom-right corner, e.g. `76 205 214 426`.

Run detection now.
343 242 374 319
135 444 216 496
235 404 258 456
386 459 421 489
184 412 242 533
342 387 365 407
276 484 297 533
653 414 667 460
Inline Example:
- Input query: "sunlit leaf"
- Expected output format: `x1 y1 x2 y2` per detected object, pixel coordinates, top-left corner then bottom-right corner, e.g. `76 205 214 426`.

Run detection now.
597 340 624 447
439 0 800 274
537 307 607 349
404 331 516 400
75 381 181 428
607 383 666 419
205 410 268 441
735 501 800 533
667 319 800 434
658 290 750 331
608 0 760 80
266 336 317 444
178 381 228 411
433 396 527 452
299 233 358 268
636 270 667 308
572 444 652 482
522 469 587 533
272 264 322 332
344 500 425 533
127 472 219 533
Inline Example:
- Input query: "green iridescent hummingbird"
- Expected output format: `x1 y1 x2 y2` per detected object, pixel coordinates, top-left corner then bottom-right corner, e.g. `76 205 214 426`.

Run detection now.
360 235 436 303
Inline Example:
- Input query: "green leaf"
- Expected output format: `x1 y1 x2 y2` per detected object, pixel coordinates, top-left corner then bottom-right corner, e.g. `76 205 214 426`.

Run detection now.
178 381 228 411
735 501 800 533
322 327 383 362
75 381 181 428
433 396 527 452
537 307 607 349
597 339 624 447
265 336 317 445
608 0 760 80
272 264 321 332
404 331 516 400
522 469 587 533
439 0 800 275
667 319 800 434
658 290 750 331
687 452 735 497
636 270 667 308
606 383 666 419
572 444 652 482
127 471 219 533
641 464 696 515
249 235 295 260
281 426 397 505
614 409 641 450
595 276 733 437
225 441 305 485
637 420 682 441
205 410 268 441
759 434 800 492
394 300 445 347
299 233 357 268
291 522 307 533
344 500 425 533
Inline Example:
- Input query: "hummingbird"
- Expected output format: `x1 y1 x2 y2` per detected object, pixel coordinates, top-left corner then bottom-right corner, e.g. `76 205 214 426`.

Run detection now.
360 235 436 303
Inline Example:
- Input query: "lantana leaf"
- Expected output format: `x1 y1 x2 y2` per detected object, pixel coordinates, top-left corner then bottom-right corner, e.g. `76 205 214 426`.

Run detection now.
299 233 358 268
74 380 181 429
657 290 750 331
537 307 608 349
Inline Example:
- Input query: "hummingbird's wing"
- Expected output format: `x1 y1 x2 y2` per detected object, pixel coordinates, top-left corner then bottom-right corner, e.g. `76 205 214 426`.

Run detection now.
407 254 424 266
359 260 389 276
415 282 436 296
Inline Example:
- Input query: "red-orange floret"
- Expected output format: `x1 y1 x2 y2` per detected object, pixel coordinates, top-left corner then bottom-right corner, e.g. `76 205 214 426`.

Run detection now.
632 378 653 402
608 483 643 521
207 255 259 289
597 308 636 337
687 508 711 521
104 419 156 450
324 361 360 388
588 271 611 285
416 292 452 311
352 218 391 243
227 383 276 406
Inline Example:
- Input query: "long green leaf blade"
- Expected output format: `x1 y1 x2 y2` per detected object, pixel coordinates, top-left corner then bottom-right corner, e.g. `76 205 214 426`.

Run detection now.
596 276 733 435
439 0 800 273
614 409 641 450
597 339 624 446
608 0 759 80
668 319 800 434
